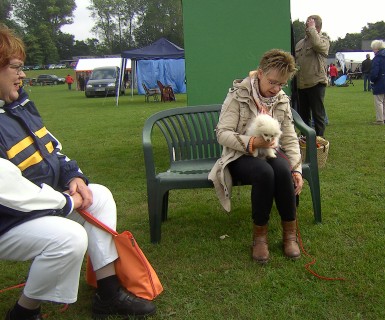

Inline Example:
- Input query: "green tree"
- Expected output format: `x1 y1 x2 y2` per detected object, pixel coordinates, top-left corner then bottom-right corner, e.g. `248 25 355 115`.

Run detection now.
23 34 44 66
10 0 76 64
0 0 22 31
11 0 76 34
292 19 305 46
361 21 385 40
72 39 102 57
330 33 362 53
89 0 145 52
134 0 183 47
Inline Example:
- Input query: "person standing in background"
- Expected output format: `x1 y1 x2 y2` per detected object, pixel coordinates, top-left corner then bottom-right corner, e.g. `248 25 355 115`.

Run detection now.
370 40 385 125
295 15 330 137
362 54 372 92
77 73 85 91
329 63 338 86
65 74 74 90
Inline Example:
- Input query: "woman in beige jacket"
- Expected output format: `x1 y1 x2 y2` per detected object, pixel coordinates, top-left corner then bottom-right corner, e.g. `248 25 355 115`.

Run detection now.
208 49 303 264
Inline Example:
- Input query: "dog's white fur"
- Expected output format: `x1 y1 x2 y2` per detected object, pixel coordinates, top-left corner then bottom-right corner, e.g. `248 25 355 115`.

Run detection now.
245 114 282 159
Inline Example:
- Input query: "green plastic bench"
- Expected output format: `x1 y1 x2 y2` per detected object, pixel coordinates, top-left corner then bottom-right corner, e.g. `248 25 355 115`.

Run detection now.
143 104 321 243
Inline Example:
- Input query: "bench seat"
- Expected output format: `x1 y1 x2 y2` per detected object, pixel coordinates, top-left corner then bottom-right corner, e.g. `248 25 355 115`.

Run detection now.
143 104 321 243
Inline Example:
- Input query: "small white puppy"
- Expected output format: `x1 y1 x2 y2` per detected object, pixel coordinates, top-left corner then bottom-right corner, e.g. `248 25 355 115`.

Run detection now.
246 114 282 159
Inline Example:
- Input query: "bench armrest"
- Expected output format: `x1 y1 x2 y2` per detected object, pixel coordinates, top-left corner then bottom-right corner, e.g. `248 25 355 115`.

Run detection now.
291 108 318 167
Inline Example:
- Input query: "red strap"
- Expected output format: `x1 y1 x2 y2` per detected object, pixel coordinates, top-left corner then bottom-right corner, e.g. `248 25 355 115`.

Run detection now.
296 218 346 281
0 282 25 293
77 209 118 236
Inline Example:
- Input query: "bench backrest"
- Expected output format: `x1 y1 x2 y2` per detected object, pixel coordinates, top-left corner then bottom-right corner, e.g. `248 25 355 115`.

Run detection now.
142 83 150 94
143 104 223 175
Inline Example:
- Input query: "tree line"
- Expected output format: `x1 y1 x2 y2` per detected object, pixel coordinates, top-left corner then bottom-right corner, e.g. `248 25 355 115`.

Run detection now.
1 0 384 66
1 0 183 66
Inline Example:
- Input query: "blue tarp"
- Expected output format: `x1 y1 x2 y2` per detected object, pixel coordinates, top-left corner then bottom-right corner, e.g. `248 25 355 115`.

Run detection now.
137 59 186 94
335 75 348 86
121 38 186 94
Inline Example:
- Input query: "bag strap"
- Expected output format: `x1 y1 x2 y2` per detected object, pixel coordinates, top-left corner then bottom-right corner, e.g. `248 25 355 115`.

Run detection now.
77 209 118 236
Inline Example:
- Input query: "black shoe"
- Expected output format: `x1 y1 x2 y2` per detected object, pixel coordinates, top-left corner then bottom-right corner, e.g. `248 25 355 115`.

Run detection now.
5 309 43 320
92 287 156 319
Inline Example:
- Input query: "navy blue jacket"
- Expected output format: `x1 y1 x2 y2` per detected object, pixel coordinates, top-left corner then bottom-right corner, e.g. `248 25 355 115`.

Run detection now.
370 48 385 95
0 89 87 236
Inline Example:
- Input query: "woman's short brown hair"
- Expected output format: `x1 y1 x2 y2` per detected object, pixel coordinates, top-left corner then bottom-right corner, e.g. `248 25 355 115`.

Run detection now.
257 49 297 79
0 24 26 69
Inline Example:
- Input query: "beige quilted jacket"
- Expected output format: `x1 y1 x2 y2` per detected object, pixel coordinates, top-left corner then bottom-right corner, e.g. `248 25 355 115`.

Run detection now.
208 77 302 212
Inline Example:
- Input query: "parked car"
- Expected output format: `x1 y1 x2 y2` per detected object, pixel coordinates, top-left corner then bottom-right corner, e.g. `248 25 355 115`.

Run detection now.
36 74 65 85
56 64 67 69
85 66 125 97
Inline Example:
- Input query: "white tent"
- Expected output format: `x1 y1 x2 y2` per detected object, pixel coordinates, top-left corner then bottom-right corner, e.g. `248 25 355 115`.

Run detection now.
335 51 374 73
75 57 131 72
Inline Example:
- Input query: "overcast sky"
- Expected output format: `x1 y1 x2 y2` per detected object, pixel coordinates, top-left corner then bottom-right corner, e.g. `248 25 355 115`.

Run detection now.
61 0 385 42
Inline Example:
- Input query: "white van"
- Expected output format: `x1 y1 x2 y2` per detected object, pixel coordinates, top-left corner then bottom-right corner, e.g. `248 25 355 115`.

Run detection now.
85 66 125 98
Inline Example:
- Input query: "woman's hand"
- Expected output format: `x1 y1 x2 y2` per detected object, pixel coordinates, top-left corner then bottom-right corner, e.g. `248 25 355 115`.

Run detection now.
67 177 93 209
252 136 276 149
292 172 303 195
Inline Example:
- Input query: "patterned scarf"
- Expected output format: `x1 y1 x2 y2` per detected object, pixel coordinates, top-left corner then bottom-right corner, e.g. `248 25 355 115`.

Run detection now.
250 77 278 115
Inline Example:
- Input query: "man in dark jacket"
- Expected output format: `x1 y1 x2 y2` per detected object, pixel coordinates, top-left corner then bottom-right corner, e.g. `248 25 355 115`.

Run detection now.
362 54 372 92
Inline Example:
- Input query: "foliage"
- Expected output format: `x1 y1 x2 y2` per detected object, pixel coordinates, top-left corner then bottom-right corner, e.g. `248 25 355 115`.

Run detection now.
88 0 183 51
1 79 385 319
292 19 305 48
361 21 385 40
330 33 363 54
133 0 183 47
2 2 384 64
8 0 76 64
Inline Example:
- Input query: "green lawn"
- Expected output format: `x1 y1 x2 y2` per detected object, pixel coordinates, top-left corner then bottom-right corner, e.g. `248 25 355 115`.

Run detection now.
1 80 384 319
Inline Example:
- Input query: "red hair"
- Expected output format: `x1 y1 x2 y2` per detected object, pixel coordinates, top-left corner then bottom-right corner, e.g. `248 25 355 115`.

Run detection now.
0 24 26 69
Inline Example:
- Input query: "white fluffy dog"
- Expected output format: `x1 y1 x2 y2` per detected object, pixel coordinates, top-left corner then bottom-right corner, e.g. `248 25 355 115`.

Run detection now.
245 114 282 159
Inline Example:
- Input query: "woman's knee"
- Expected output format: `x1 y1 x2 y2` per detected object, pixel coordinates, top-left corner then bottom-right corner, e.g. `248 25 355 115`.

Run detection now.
249 161 274 181
50 222 88 259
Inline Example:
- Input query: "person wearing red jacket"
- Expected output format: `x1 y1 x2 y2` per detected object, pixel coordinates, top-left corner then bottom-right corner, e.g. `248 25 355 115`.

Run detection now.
65 74 74 90
329 63 338 86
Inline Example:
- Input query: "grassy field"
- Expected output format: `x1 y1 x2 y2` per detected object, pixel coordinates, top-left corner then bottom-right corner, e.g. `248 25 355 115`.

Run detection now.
1 79 385 320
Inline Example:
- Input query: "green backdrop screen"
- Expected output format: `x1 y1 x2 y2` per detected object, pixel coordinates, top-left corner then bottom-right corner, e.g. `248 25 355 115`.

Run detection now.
182 0 291 105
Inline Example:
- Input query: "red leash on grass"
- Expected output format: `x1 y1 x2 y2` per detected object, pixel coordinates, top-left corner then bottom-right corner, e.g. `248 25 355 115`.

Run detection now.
0 282 69 317
275 149 346 281
296 218 346 281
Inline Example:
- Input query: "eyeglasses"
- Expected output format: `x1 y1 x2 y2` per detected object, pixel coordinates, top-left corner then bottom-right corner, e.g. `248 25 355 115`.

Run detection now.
266 79 288 89
9 63 24 75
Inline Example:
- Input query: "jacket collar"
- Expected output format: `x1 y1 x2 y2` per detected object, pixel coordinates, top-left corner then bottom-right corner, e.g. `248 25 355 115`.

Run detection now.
231 76 290 105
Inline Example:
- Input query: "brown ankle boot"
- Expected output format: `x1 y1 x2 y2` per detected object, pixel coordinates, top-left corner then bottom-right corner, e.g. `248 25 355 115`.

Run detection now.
252 224 269 263
281 220 301 259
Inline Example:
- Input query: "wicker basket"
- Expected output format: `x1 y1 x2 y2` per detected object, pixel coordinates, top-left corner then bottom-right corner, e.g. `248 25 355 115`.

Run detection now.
299 136 329 168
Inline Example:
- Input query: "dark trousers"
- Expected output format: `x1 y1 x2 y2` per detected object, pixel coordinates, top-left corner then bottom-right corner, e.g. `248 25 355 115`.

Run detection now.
363 73 371 91
298 83 326 137
228 154 296 226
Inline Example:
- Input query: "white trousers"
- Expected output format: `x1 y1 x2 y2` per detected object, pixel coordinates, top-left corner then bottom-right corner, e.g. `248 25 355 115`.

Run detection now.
374 94 385 122
0 184 118 304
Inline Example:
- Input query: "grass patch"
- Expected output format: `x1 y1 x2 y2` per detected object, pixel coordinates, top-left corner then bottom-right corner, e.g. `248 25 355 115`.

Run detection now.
1 80 384 319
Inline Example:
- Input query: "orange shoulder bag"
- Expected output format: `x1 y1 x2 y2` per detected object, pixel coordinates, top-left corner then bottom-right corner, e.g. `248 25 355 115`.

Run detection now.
77 209 163 300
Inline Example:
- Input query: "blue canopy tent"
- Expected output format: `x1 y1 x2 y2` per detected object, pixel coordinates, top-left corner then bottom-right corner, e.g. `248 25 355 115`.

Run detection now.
121 38 186 97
